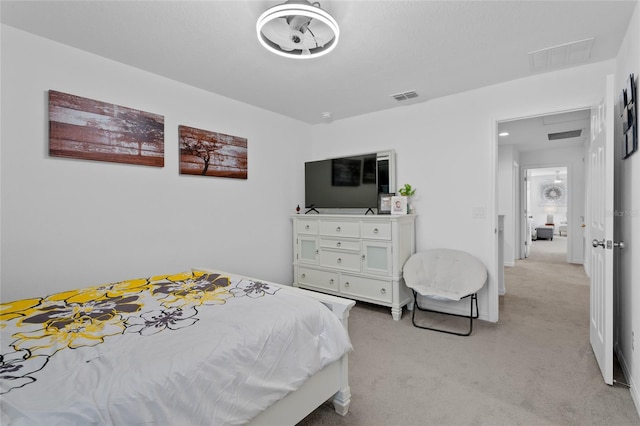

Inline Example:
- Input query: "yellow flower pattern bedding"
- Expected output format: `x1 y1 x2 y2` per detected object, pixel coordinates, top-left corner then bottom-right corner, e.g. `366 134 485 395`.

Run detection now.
0 270 352 424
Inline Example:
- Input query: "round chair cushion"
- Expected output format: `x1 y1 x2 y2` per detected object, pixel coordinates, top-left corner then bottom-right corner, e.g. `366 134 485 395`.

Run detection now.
403 249 487 301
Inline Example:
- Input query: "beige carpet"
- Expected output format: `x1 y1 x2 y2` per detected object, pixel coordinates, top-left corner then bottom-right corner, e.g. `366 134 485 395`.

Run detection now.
297 236 640 425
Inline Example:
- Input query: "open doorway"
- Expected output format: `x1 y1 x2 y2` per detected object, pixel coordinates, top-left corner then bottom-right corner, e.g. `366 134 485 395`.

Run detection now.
497 108 589 270
524 166 569 263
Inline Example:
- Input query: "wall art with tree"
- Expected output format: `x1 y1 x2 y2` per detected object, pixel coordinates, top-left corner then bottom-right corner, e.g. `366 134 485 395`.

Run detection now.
179 125 247 179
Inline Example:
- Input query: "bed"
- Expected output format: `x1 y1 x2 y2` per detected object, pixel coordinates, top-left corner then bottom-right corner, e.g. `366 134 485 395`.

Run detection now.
0 267 355 425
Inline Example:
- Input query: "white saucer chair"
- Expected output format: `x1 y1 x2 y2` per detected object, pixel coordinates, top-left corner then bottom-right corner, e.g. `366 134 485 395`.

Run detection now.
403 249 487 336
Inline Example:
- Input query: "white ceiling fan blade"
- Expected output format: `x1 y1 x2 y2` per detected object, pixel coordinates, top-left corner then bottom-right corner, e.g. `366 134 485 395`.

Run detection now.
261 18 299 50
259 13 336 53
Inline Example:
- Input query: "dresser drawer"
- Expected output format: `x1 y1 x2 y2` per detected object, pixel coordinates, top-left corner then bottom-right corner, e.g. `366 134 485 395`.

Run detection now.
319 220 360 238
362 222 392 240
296 219 319 234
340 275 392 303
297 267 339 292
319 238 360 251
319 250 361 272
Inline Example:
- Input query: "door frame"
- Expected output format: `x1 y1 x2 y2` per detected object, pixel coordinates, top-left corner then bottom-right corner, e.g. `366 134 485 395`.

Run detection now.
519 164 572 263
493 104 593 316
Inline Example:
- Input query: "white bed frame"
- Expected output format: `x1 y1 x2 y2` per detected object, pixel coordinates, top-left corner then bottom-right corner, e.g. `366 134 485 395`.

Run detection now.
194 268 356 425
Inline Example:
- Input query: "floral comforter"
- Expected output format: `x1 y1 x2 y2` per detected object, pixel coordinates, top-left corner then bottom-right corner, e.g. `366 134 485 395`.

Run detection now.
0 269 352 425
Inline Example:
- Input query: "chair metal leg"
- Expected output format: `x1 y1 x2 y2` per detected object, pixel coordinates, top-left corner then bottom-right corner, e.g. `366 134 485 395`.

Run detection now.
411 291 479 336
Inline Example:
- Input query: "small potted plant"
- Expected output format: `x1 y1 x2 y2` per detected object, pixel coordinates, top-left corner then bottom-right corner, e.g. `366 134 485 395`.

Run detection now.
398 183 416 197
398 184 416 214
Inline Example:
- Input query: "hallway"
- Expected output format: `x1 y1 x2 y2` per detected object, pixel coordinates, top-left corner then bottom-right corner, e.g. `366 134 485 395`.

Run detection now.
530 233 569 260
517 235 588 286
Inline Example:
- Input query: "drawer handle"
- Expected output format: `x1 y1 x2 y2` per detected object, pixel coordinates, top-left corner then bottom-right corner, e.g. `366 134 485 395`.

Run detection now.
336 242 341 247
305 225 310 230
301 273 306 279
336 226 341 232
361 254 366 260
329 279 335 285
380 288 386 295
344 282 350 287
337 258 342 264
373 228 379 233
315 249 319 254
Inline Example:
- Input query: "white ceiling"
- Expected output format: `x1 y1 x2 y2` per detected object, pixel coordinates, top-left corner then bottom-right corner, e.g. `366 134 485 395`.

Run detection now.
498 108 592 152
528 166 568 179
1 1 637 126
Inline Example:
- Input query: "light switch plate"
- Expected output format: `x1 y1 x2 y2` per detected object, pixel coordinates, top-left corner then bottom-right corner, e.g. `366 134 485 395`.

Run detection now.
472 206 486 218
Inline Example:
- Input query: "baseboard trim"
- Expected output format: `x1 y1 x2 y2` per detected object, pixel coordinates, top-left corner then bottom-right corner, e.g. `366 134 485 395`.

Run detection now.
615 345 640 418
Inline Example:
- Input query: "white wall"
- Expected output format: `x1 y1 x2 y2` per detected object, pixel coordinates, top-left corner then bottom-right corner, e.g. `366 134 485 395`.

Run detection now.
520 147 585 263
498 145 519 266
0 25 311 301
614 0 640 414
528 174 568 228
311 60 615 322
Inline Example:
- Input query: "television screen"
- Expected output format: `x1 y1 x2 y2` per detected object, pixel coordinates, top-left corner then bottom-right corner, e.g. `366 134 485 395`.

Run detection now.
305 153 379 209
331 158 361 186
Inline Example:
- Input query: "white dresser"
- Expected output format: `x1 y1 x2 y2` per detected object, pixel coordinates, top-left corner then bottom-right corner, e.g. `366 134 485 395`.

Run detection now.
292 214 416 320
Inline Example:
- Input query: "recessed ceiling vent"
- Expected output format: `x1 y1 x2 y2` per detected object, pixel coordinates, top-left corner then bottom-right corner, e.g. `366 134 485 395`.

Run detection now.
391 91 419 101
529 38 594 72
548 129 583 140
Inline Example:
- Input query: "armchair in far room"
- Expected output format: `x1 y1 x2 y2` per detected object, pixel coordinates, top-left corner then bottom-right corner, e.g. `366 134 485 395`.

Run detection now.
558 221 568 236
535 225 554 240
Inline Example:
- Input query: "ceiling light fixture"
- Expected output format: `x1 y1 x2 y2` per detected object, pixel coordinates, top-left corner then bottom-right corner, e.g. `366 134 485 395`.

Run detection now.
256 0 339 59
499 132 509 137
554 170 563 183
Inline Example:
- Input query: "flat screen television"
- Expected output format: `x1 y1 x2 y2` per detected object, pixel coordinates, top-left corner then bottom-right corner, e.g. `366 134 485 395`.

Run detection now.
304 151 394 210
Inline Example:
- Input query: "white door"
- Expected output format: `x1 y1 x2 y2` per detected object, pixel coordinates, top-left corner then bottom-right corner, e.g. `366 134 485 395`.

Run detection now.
589 75 615 385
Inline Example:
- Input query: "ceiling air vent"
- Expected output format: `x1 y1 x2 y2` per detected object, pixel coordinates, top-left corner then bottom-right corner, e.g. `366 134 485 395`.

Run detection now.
548 129 583 140
529 38 594 72
391 90 419 101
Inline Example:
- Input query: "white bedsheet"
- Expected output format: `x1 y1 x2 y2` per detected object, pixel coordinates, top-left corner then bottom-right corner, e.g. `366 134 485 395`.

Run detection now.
0 270 352 425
